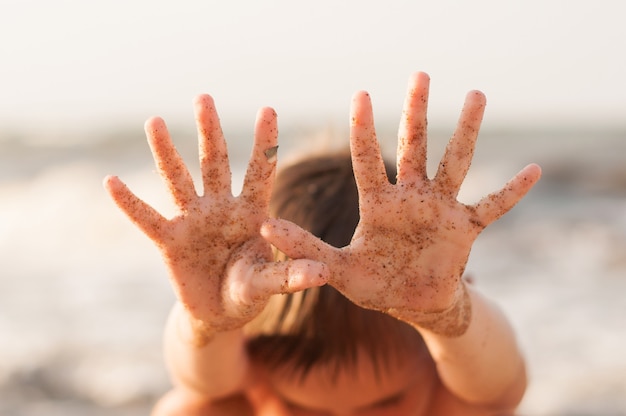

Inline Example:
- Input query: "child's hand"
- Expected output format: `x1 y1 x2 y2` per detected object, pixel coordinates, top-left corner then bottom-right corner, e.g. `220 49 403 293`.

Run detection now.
261 72 541 335
104 95 328 335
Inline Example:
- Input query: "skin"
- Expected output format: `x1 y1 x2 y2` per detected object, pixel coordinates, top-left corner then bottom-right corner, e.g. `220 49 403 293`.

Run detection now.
104 72 541 415
252 348 439 416
262 72 541 333
104 96 329 338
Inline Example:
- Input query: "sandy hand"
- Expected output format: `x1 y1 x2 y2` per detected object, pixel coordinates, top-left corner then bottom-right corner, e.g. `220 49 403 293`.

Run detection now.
104 95 328 334
262 72 541 336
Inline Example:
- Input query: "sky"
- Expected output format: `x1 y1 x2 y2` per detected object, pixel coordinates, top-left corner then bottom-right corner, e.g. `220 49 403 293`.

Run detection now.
0 0 624 140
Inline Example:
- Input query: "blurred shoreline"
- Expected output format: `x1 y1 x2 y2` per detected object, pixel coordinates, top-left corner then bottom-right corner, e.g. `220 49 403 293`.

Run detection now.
1 125 626 415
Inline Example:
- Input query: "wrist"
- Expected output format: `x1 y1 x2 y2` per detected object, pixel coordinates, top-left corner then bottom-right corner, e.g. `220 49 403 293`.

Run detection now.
174 303 218 347
390 281 472 337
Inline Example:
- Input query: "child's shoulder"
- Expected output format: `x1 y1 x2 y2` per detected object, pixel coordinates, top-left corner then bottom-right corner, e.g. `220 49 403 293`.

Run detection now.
212 395 254 416
429 383 509 416
152 390 254 416
203 394 254 415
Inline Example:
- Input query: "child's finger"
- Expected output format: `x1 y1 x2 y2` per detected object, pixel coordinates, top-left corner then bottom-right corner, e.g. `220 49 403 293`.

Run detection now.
260 219 340 263
240 107 278 207
103 175 168 241
224 244 329 306
396 72 430 185
249 259 330 299
474 163 542 226
349 91 389 198
195 95 233 197
145 117 198 207
434 90 486 197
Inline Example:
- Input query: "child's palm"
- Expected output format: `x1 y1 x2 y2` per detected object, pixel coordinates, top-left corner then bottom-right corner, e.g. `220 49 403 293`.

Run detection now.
105 96 327 331
262 73 540 325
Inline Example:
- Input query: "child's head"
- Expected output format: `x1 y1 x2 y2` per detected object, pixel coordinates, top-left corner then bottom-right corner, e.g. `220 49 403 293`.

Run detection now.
245 150 428 382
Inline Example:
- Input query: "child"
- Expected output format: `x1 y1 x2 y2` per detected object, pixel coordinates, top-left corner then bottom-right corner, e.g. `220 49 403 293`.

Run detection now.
104 72 541 415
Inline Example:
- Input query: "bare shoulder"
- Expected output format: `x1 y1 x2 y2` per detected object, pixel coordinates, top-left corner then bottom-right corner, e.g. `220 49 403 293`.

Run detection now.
152 389 253 416
429 384 516 416
205 395 254 415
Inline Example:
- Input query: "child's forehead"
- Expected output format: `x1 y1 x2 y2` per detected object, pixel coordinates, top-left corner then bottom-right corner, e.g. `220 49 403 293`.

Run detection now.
273 346 425 385
267 351 434 411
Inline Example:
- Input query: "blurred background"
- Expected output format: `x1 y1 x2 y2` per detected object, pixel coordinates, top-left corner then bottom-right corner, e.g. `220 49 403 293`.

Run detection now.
1 1 625 415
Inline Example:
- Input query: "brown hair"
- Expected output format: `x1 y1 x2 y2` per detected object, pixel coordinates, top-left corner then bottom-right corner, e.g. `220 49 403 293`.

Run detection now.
244 150 427 380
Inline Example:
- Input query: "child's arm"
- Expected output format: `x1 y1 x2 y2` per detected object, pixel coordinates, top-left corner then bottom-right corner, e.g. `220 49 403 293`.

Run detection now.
161 302 249 399
104 96 328 401
419 284 527 407
261 72 540 410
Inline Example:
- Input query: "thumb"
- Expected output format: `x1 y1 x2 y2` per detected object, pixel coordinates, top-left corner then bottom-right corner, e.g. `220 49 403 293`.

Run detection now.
225 255 329 306
474 163 542 226
260 218 338 262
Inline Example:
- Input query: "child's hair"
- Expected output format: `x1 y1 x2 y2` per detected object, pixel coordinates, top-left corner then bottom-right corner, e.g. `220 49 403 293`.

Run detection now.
244 150 427 381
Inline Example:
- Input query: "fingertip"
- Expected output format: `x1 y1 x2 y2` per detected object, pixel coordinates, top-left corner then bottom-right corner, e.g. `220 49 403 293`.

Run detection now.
257 106 277 120
287 260 330 291
102 175 130 206
193 95 218 129
466 90 486 104
352 90 371 103
194 94 215 108
260 218 281 238
351 90 372 114
102 174 116 189
254 107 278 145
103 174 128 193
528 162 542 176
350 90 374 127
409 71 430 87
523 163 542 183
144 116 166 134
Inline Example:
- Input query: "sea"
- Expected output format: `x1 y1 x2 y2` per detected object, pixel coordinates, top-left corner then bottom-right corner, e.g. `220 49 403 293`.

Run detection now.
1 122 625 415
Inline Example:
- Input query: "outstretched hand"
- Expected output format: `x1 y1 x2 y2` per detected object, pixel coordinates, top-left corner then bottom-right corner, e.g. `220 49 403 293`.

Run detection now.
261 72 541 335
104 95 328 335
